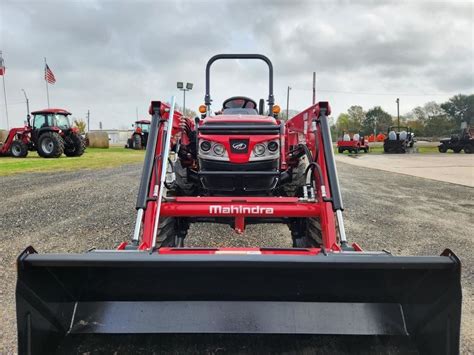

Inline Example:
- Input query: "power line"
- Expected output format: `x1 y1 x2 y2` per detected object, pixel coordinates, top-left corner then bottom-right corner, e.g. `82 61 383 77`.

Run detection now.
290 87 453 97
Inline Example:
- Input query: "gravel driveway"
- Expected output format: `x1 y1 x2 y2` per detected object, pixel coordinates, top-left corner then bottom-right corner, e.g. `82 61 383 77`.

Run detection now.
0 163 472 353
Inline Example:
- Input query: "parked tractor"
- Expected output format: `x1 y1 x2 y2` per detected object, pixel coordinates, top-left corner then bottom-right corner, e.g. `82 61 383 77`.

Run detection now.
337 132 369 153
0 126 30 157
383 125 415 153
125 119 150 149
438 127 473 153
16 55 461 354
0 108 85 158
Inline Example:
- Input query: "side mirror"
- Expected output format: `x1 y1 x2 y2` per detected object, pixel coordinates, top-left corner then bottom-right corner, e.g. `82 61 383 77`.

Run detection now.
132 124 134 127
258 99 264 115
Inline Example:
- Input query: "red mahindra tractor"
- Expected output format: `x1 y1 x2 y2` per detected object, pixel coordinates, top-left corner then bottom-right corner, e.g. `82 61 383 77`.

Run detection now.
16 55 461 354
0 108 85 158
125 119 151 149
336 131 369 153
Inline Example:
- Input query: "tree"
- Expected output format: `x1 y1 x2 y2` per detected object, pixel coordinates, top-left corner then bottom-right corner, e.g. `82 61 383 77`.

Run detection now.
424 116 457 137
362 106 393 135
335 113 350 135
411 106 427 122
423 101 445 118
347 105 365 129
441 94 474 126
73 119 87 134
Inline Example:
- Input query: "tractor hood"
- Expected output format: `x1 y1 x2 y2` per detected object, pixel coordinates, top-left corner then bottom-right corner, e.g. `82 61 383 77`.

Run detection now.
201 115 278 125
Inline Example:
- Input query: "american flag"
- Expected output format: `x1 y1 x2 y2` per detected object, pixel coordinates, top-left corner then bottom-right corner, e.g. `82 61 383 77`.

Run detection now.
44 64 56 84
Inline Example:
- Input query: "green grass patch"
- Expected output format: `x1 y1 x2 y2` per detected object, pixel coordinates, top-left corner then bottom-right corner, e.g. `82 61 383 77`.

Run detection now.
0 147 145 176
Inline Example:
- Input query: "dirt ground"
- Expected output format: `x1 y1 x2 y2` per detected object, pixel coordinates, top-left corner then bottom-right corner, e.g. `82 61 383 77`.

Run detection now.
336 153 474 187
0 162 472 354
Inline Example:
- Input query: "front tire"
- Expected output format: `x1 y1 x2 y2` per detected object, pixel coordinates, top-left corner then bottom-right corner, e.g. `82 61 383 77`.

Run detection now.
37 132 64 158
338 147 343 154
290 218 322 248
156 217 178 247
10 140 28 158
438 144 447 153
175 159 196 196
133 134 142 150
64 134 85 157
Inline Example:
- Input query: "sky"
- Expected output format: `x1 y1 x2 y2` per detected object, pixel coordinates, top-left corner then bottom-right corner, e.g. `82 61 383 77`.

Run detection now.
0 0 473 130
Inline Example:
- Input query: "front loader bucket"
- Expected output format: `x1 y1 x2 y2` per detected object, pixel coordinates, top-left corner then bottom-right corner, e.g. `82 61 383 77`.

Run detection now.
16 247 461 355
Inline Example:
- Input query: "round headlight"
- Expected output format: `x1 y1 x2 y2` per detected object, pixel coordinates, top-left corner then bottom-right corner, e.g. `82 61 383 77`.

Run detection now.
254 143 266 156
200 140 211 152
267 141 279 152
212 143 225 156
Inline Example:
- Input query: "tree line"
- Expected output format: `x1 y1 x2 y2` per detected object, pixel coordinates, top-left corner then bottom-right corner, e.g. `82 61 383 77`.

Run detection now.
331 94 473 138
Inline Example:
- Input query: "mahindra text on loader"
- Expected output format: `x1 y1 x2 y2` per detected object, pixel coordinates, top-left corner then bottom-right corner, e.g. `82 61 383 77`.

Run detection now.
16 54 461 354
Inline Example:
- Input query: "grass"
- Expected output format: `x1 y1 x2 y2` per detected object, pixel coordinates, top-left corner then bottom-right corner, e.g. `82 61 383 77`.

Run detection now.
0 147 145 176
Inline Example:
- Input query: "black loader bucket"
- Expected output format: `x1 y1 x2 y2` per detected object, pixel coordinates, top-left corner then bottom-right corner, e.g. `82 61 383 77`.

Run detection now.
16 247 461 355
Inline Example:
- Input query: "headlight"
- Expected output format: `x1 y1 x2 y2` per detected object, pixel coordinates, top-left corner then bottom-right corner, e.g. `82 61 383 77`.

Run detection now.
249 140 280 161
213 143 225 156
254 144 266 156
267 141 278 152
200 140 211 152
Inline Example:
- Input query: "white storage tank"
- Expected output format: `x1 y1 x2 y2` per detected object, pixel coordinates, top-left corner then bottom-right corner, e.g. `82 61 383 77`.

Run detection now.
388 131 397 140
353 133 360 141
343 134 350 141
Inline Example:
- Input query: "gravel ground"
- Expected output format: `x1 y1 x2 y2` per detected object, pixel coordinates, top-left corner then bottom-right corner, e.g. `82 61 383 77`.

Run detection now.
0 163 472 354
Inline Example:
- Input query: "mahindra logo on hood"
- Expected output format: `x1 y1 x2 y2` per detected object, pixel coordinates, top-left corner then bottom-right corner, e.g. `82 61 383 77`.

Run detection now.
232 142 247 150
230 139 249 154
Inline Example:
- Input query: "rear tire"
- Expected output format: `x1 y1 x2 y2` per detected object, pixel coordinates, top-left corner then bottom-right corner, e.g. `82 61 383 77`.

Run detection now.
133 134 142 150
64 134 85 157
37 132 64 158
338 147 343 154
464 145 473 154
10 140 28 158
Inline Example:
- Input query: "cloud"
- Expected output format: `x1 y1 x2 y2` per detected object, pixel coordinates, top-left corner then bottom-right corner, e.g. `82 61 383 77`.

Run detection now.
0 0 472 129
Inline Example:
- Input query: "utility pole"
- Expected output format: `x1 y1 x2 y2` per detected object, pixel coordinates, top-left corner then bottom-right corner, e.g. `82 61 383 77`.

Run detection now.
286 86 291 119
21 89 30 125
312 72 316 105
396 98 400 129
136 107 139 120
87 110 90 132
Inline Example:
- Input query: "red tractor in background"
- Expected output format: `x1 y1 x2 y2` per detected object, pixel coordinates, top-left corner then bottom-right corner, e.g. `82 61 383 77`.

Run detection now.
0 108 85 158
125 119 150 149
0 126 31 157
337 132 369 153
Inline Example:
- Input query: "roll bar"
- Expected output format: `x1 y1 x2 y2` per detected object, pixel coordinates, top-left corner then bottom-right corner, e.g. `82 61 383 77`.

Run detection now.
204 54 274 115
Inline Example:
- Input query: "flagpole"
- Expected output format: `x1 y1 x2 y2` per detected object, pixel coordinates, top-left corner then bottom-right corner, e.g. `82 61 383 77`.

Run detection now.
0 51 8 129
2 74 8 130
44 57 50 108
